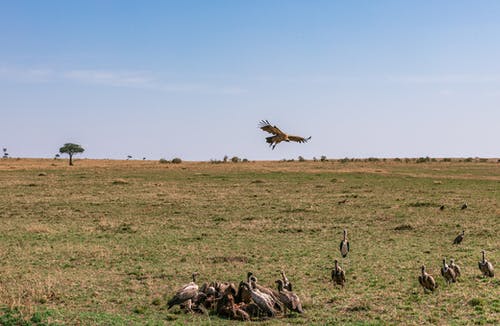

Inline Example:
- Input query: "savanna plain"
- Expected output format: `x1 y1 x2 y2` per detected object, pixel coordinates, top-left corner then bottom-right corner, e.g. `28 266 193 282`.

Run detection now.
0 158 498 325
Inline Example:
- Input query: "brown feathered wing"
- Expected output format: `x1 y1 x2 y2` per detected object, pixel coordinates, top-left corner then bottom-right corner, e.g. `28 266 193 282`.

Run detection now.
259 120 286 136
288 135 311 143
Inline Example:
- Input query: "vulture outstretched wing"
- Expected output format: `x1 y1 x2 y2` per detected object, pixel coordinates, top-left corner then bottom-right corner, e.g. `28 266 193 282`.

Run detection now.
288 135 311 143
259 120 285 136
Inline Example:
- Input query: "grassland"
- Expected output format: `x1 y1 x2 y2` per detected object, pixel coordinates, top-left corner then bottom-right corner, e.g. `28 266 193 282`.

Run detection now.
0 158 498 325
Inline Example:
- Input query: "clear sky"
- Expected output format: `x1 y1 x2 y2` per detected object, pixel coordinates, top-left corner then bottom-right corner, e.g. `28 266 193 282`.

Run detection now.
1 1 499 160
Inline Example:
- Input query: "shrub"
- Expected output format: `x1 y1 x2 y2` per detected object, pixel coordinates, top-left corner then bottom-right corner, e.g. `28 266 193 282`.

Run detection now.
298 156 306 162
231 156 241 163
320 155 328 162
159 158 169 164
171 157 182 164
416 157 431 163
242 158 249 163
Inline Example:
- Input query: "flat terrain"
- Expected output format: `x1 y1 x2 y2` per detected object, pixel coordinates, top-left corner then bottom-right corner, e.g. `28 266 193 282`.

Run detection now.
0 158 499 325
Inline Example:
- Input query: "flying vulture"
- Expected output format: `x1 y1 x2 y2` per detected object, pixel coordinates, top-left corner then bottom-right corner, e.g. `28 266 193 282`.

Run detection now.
259 120 311 149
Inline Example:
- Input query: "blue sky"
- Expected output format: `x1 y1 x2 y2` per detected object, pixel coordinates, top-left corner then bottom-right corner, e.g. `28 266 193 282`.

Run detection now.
1 1 499 160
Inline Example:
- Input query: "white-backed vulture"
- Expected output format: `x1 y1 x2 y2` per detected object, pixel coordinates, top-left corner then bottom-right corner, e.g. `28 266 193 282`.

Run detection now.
259 120 311 150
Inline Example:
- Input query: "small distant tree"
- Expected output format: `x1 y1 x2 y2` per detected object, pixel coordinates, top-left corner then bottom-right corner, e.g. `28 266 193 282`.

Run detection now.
298 156 306 162
54 154 60 160
231 156 241 163
2 148 8 159
59 143 84 166
223 155 228 163
320 155 328 162
171 157 182 164
127 155 132 160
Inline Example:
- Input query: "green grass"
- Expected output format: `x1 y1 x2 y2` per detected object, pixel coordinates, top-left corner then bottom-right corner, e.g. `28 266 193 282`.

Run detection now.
0 159 498 325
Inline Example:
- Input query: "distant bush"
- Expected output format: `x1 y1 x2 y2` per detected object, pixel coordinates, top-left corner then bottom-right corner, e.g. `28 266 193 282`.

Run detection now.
298 156 306 162
443 158 452 162
159 158 182 164
320 155 328 162
394 158 402 162
416 157 431 163
367 157 380 162
242 158 249 163
464 157 473 162
340 157 350 163
210 159 224 164
231 156 241 163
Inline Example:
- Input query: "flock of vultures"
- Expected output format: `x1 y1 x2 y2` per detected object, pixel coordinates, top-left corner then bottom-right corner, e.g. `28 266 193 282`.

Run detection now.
167 225 494 321
165 122 495 321
167 271 303 321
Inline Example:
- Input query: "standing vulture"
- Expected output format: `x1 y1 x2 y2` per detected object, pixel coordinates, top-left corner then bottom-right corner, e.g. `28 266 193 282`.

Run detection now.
478 250 495 277
275 279 304 314
167 272 200 310
441 258 457 284
331 259 346 288
449 259 461 278
418 265 438 292
259 120 311 149
340 229 350 258
453 230 464 245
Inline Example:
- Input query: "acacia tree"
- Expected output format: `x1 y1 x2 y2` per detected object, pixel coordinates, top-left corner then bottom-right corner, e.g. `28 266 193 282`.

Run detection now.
59 143 84 166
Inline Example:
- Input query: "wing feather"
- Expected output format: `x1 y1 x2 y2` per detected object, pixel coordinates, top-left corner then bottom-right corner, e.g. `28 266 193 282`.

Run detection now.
288 135 311 143
259 120 285 135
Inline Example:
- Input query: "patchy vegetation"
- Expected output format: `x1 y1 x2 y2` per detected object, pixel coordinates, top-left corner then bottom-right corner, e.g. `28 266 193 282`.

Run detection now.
0 158 498 324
